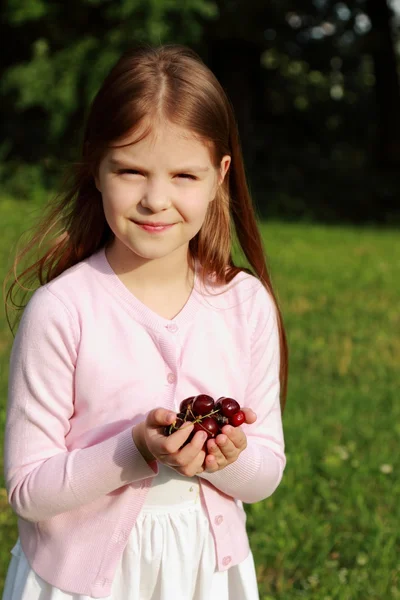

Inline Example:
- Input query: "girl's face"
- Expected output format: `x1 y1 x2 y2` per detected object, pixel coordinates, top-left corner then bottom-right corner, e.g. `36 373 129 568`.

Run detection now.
95 121 231 270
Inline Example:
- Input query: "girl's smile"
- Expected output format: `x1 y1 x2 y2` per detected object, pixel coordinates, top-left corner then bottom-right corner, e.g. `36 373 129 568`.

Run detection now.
132 220 176 233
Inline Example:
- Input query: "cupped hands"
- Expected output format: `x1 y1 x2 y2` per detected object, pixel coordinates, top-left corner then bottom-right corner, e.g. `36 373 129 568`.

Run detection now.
132 407 256 477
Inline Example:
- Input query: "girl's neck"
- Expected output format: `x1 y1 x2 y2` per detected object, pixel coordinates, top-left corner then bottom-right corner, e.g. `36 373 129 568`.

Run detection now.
104 242 194 293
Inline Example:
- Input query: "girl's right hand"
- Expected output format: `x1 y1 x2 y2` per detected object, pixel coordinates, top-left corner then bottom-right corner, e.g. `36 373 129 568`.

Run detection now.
132 408 207 477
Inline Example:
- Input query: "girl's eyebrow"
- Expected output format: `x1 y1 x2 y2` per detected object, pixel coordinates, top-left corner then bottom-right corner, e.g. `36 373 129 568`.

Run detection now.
108 158 210 173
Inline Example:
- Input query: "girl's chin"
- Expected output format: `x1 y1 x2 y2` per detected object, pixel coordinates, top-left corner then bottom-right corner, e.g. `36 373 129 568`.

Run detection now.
116 244 189 262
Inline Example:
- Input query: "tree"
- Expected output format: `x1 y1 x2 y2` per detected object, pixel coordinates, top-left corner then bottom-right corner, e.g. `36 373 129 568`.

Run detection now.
0 0 218 165
364 0 400 167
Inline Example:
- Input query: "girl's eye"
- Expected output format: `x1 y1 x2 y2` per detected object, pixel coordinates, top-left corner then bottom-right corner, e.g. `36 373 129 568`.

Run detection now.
119 169 141 175
178 174 197 180
117 170 197 180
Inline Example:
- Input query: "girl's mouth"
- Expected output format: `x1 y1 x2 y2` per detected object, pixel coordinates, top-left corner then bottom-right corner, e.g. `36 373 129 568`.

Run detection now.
133 221 175 233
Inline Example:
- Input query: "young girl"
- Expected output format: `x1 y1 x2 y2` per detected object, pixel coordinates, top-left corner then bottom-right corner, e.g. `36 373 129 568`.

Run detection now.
2 44 288 600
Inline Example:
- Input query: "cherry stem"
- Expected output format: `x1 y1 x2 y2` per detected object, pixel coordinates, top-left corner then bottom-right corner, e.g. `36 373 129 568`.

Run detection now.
169 406 222 435
190 408 220 424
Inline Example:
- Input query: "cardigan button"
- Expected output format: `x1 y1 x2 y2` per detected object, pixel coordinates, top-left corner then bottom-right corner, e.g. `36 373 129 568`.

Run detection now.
167 373 176 384
166 323 178 333
222 556 232 566
214 515 224 526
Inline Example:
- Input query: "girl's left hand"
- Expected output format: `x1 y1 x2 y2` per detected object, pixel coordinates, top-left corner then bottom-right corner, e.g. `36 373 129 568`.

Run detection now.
203 407 257 473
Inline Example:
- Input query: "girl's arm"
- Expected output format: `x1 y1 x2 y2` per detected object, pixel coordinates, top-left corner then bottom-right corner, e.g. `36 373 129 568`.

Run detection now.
198 283 286 503
4 287 157 523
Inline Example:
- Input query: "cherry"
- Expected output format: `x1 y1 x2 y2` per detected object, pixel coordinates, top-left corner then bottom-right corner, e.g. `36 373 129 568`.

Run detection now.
215 413 229 427
192 394 215 416
164 394 246 445
193 417 219 438
180 397 195 413
216 397 240 418
229 410 245 427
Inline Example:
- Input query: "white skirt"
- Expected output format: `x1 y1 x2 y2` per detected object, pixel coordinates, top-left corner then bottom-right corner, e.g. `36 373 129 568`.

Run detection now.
2 465 260 600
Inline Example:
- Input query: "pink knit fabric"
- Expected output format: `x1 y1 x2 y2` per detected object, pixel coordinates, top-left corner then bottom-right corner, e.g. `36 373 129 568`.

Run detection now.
4 247 286 597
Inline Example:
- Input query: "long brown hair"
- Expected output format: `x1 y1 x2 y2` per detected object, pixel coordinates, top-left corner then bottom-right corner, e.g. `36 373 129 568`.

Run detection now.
3 44 289 412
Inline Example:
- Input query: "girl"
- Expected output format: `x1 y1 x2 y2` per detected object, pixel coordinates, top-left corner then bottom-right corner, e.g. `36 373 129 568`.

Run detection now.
2 44 288 600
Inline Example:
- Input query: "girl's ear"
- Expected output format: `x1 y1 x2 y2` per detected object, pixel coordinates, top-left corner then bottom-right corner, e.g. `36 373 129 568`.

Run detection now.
94 169 101 192
219 155 231 185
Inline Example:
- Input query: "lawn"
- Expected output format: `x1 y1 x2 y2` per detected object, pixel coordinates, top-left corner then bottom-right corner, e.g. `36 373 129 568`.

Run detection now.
0 192 399 598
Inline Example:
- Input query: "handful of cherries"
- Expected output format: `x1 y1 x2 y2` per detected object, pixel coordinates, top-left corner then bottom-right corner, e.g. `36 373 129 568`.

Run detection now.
164 394 245 443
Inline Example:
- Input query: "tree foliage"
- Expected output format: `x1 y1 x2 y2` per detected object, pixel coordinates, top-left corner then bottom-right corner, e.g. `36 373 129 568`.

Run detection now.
1 0 218 161
1 0 400 222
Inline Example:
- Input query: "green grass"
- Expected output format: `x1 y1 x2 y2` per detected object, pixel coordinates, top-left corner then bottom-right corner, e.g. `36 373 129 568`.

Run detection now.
0 193 399 598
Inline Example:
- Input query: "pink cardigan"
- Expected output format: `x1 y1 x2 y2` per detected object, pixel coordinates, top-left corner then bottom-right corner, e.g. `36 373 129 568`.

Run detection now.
4 247 286 597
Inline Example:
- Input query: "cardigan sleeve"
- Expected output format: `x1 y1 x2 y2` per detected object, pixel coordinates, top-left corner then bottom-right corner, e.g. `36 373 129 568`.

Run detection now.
198 282 286 503
4 287 157 523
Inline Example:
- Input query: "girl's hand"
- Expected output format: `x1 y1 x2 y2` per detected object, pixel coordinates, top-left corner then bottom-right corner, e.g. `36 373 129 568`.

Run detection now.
132 408 207 477
203 407 257 473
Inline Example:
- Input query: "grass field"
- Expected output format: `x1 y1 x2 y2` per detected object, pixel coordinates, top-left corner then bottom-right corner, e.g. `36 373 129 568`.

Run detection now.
0 192 399 599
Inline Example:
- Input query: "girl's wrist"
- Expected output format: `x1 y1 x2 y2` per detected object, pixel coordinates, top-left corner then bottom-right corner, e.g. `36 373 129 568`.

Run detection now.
132 422 156 463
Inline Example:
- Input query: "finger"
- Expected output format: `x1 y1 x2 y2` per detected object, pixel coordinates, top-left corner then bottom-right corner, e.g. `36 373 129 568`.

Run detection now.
146 408 176 429
220 425 247 450
204 452 220 473
184 445 207 475
205 438 227 468
172 430 208 464
159 421 195 455
241 407 257 424
166 433 207 474
206 437 224 459
215 432 241 459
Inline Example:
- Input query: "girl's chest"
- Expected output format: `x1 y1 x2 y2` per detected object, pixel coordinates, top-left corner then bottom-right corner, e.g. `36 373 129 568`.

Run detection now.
73 316 251 423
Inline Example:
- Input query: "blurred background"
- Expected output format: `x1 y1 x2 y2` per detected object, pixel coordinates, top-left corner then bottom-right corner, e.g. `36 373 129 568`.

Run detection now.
1 0 400 224
1 1 400 599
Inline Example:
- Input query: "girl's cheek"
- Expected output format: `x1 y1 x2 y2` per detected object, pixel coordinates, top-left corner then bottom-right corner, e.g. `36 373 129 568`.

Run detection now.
108 185 142 211
178 188 213 211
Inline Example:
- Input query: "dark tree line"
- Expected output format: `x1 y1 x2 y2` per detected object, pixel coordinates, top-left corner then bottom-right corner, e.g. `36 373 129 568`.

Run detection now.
1 0 400 223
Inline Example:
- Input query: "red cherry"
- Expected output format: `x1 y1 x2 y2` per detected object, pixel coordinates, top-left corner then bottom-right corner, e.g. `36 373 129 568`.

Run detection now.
215 413 229 427
217 397 240 418
215 397 224 411
193 417 219 438
229 410 245 427
192 394 215 416
180 397 195 412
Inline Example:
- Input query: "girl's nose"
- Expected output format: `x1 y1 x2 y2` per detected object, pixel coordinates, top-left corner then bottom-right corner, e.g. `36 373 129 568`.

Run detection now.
140 180 172 212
